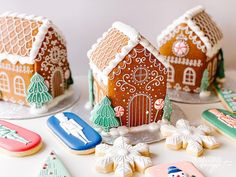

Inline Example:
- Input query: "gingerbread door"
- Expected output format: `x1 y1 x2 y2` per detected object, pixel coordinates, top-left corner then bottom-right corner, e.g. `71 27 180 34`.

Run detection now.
128 94 151 127
52 70 64 97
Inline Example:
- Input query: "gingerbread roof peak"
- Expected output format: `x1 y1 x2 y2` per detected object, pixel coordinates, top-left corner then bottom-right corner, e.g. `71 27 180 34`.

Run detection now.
0 11 66 65
157 6 223 58
88 21 167 85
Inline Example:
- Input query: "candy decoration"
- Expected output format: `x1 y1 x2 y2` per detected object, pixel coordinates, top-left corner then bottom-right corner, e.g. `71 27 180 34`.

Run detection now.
37 151 71 177
114 106 124 125
154 99 164 122
91 96 120 132
27 72 53 109
172 40 189 57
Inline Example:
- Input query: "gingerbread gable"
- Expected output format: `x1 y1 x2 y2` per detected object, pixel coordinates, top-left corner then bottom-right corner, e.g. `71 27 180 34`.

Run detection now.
157 6 223 58
0 12 66 65
88 21 168 85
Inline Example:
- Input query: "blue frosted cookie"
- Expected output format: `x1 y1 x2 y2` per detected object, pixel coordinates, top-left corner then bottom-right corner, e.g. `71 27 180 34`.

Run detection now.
47 112 102 154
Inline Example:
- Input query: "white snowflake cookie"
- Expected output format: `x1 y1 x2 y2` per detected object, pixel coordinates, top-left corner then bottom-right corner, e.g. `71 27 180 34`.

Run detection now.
95 136 152 177
161 119 220 156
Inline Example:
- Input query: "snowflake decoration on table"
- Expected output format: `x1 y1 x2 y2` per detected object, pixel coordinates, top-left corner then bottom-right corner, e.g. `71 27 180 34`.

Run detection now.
95 136 152 177
161 119 220 156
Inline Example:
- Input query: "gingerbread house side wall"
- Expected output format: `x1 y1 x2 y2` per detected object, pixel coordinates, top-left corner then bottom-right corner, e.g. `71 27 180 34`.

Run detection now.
34 27 72 98
107 44 167 127
158 23 209 93
0 60 34 105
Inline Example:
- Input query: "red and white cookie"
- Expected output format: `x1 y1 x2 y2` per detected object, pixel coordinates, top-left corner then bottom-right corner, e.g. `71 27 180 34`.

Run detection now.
0 120 42 157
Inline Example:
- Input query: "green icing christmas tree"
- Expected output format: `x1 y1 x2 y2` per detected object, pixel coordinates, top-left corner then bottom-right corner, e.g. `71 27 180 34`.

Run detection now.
27 72 53 109
216 48 225 81
91 96 120 132
162 95 172 122
200 69 209 92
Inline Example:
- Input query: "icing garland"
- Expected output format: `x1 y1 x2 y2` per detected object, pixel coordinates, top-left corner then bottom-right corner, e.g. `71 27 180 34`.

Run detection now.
161 119 220 156
95 136 152 177
0 124 30 144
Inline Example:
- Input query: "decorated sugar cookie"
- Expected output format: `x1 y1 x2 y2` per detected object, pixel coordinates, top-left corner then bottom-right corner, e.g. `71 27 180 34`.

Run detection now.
0 120 42 157
202 108 236 142
95 136 152 177
37 151 71 177
47 112 102 154
145 161 205 177
213 83 236 113
161 119 220 156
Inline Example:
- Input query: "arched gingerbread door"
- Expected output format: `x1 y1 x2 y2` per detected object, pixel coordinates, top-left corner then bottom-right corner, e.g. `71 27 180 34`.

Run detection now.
128 94 151 127
52 69 64 97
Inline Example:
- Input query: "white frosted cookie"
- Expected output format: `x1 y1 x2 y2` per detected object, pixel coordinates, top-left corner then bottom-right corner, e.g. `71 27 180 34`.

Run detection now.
161 119 220 156
95 136 152 177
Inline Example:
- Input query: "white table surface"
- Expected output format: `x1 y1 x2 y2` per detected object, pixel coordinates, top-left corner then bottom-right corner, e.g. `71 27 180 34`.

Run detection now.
0 75 236 177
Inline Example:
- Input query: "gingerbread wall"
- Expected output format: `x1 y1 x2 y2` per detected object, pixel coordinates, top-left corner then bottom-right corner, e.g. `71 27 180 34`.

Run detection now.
0 59 34 105
159 23 210 93
106 44 167 127
34 27 72 98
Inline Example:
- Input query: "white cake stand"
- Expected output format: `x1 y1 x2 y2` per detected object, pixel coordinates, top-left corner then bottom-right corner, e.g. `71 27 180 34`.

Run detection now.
0 85 80 120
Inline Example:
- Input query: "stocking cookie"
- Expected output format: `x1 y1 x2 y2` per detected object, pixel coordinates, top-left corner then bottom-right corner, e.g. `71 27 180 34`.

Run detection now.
47 112 102 155
202 108 236 142
37 151 71 177
95 136 152 177
161 119 220 156
145 161 205 177
0 120 42 157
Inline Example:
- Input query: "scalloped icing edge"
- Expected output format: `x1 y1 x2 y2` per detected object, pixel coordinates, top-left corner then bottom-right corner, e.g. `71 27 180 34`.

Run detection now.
88 21 168 85
157 5 223 58
0 11 67 65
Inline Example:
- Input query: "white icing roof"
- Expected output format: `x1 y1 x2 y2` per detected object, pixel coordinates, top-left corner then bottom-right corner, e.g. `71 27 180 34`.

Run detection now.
88 21 168 85
157 6 223 58
0 11 66 65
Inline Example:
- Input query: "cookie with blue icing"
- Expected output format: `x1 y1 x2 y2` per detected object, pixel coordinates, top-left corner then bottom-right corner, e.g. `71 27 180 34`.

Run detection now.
47 112 102 154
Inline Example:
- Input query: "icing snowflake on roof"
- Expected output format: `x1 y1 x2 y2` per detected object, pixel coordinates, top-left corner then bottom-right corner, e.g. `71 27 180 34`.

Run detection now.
161 119 220 156
157 6 223 58
95 136 152 177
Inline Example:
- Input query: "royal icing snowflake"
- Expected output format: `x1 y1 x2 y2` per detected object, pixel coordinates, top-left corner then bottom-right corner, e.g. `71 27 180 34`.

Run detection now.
161 119 220 156
95 136 152 177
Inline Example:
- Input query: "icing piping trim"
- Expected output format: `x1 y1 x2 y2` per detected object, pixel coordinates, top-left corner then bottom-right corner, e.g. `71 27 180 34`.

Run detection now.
88 22 168 85
157 5 223 58
0 11 66 65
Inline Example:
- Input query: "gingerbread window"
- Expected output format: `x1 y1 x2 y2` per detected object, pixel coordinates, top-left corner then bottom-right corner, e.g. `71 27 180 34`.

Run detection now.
133 67 148 83
183 67 196 86
14 76 26 96
0 72 9 92
167 65 175 82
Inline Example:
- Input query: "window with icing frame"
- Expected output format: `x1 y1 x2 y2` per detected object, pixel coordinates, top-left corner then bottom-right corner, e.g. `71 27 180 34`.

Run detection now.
14 76 26 96
183 67 196 86
133 67 148 83
0 72 10 92
167 65 175 82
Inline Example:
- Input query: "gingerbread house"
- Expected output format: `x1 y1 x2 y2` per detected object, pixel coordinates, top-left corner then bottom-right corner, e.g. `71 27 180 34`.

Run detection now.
0 12 73 106
88 22 168 127
157 6 223 93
